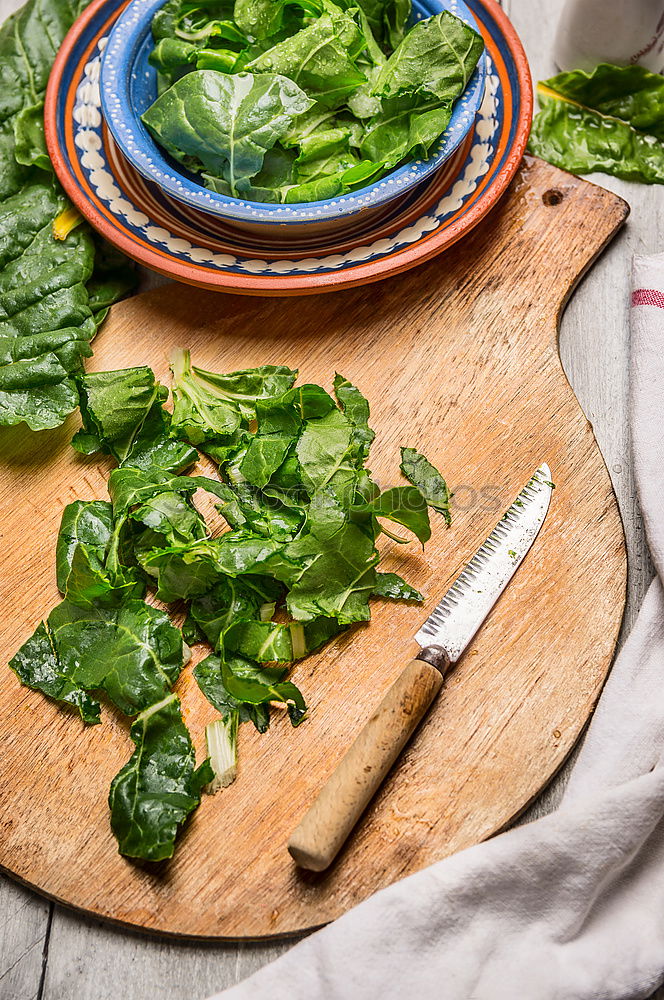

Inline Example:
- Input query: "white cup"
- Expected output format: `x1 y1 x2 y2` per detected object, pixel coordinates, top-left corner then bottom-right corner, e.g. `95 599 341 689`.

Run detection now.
554 0 664 73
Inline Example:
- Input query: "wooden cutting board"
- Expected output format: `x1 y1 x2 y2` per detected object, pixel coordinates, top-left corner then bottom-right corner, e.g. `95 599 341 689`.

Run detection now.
0 157 628 939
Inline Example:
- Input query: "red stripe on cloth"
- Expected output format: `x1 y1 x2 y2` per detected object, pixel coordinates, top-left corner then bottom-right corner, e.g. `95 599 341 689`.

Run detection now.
632 288 664 309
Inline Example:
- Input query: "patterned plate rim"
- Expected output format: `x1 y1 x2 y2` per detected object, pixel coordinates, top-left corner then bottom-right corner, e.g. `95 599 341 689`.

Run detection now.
45 0 532 296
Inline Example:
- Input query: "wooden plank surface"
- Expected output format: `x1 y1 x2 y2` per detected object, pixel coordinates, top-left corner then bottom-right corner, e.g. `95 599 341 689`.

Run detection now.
0 156 627 938
0 880 50 999
1 0 663 995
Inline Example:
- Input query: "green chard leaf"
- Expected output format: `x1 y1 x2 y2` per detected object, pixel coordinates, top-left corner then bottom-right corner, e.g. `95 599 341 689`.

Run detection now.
9 618 102 726
106 466 206 585
56 499 143 608
146 543 222 603
285 518 379 623
85 236 138 315
333 372 375 464
56 500 115 593
13 101 50 170
360 94 453 167
142 71 313 195
214 481 305 540
234 0 323 41
239 432 294 487
354 0 411 51
538 64 664 141
221 653 307 726
170 348 297 445
0 192 98 430
303 613 346 650
188 575 273 648
109 693 212 860
528 76 664 184
0 0 137 432
294 125 352 164
225 619 295 661
130 490 207 547
374 10 483 101
107 465 199 519
194 653 271 731
72 366 168 461
400 446 451 524
355 485 431 544
246 4 366 110
10 599 184 720
117 395 199 475
372 570 423 601
149 36 198 80
295 405 357 501
187 357 299 413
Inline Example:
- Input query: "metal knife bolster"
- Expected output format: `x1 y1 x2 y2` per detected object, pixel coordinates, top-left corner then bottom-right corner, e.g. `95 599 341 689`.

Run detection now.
414 464 553 665
415 644 452 674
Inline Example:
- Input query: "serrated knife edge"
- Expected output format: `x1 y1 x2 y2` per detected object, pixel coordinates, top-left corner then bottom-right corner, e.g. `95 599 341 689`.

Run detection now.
414 464 553 661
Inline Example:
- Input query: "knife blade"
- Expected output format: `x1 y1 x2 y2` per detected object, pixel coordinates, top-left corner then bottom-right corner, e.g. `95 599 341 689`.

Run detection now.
415 462 553 665
287 463 553 872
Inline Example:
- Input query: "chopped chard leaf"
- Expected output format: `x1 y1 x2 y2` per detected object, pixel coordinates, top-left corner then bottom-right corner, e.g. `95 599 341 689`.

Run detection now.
9 351 452 861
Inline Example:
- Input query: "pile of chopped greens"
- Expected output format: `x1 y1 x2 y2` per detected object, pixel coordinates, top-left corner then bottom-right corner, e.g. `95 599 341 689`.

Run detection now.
528 63 664 184
0 0 136 432
9 353 450 861
141 0 484 202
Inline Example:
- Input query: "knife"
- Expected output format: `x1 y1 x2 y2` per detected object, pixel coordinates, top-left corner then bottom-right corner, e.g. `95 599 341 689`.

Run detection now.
287 464 553 872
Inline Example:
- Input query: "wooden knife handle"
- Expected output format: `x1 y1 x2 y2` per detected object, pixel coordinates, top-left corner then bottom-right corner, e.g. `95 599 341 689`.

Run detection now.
288 649 450 872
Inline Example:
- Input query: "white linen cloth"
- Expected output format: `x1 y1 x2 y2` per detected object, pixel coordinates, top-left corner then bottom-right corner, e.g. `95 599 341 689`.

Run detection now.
213 253 664 1000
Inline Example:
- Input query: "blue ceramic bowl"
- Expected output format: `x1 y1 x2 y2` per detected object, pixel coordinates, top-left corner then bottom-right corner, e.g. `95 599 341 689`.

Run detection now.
100 0 487 228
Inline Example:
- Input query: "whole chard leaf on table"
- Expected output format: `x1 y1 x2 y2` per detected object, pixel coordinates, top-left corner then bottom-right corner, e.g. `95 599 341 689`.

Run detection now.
536 64 664 140
0 186 97 429
528 63 664 184
0 0 136 431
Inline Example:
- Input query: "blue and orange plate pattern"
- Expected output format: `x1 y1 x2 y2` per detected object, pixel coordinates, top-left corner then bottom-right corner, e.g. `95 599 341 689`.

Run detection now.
45 0 532 295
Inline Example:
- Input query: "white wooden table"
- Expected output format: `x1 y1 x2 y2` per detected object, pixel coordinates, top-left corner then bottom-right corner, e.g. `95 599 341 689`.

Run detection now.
2 0 663 996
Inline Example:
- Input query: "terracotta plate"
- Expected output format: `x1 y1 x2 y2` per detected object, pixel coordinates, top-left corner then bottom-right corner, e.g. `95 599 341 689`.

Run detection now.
44 0 532 294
